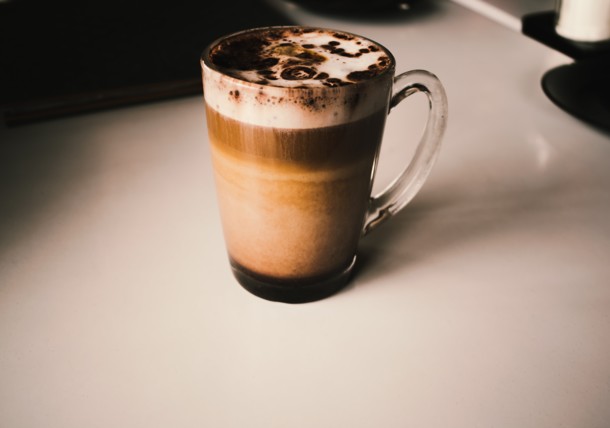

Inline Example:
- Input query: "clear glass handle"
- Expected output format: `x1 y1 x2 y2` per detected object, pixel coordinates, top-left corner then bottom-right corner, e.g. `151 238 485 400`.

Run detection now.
363 70 448 235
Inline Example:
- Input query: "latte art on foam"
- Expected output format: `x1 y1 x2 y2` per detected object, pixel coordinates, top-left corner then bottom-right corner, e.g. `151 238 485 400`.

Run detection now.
209 27 392 88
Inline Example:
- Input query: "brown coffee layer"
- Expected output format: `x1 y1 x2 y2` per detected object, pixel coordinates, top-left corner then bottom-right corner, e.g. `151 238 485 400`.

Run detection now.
206 105 386 169
206 105 386 280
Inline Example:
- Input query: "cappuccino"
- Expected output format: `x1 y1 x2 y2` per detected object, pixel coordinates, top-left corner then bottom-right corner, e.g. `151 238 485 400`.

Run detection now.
202 27 395 302
202 27 447 303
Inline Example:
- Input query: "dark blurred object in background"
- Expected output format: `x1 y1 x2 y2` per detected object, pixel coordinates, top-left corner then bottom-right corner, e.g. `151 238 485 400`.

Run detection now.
289 0 401 13
0 0 293 126
522 11 610 133
287 0 430 19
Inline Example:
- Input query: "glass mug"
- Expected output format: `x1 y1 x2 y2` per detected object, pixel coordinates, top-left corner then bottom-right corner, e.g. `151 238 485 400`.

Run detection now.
201 26 447 303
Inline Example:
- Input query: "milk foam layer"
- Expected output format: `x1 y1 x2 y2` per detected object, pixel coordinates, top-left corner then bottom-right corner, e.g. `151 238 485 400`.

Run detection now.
202 27 395 129
208 27 392 88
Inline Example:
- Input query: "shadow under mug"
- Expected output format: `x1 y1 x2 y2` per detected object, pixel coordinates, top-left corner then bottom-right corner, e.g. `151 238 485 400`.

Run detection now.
201 26 447 303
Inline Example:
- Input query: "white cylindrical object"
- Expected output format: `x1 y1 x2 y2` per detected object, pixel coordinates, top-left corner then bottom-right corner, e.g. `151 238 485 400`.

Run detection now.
556 0 610 42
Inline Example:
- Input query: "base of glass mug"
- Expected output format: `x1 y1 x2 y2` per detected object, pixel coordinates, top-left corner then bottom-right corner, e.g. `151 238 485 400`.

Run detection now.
230 257 356 304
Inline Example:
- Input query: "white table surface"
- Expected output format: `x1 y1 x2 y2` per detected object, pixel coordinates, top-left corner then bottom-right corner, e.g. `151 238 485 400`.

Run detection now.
1 1 609 427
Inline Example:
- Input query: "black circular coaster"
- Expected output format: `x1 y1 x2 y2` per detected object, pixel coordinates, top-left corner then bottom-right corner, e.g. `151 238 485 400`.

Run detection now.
541 56 610 134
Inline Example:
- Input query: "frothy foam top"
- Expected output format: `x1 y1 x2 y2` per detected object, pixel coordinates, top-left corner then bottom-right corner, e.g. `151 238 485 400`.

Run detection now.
202 27 395 129
208 27 392 88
